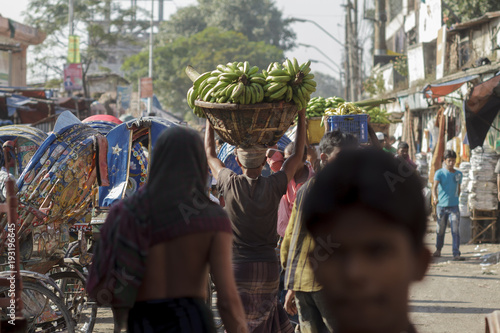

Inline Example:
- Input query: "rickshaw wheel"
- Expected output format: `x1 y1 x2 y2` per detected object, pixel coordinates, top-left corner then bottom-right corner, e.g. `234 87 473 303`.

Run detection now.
0 281 74 332
48 272 97 333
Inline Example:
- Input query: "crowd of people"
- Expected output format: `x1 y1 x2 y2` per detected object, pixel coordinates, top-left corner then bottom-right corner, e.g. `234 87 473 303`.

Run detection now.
86 108 454 333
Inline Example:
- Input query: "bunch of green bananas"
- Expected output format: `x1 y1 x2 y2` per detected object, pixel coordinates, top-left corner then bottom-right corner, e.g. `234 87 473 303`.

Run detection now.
186 58 317 117
324 102 364 116
365 107 391 124
306 96 345 118
187 61 267 117
262 58 316 109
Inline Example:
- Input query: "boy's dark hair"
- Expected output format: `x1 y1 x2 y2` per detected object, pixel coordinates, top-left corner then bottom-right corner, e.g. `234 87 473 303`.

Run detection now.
443 150 457 159
319 130 358 155
398 142 409 150
304 149 427 250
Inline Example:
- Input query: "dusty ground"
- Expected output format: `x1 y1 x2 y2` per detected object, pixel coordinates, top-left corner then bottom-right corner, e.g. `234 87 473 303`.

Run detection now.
409 220 500 333
92 220 500 333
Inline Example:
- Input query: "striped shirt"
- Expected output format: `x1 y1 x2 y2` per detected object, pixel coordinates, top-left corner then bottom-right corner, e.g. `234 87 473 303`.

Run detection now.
280 178 322 292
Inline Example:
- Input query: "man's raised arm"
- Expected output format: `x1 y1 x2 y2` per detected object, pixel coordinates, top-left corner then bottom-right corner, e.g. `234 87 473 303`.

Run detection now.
204 119 225 180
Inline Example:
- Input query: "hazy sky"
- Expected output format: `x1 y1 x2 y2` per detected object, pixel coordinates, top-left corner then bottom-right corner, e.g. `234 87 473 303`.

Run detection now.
2 0 373 81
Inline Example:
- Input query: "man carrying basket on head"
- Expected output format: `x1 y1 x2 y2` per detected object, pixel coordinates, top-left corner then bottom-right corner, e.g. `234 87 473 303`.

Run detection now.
205 108 307 333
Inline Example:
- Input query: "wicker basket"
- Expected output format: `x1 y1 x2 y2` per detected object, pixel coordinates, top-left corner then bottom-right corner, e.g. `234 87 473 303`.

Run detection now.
195 100 298 147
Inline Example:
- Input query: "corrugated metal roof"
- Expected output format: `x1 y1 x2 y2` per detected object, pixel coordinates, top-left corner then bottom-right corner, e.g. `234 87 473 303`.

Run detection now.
449 11 500 33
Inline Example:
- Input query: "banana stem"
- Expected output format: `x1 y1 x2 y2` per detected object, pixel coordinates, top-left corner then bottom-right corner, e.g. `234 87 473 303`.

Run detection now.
185 65 201 82
238 75 249 85
292 71 305 86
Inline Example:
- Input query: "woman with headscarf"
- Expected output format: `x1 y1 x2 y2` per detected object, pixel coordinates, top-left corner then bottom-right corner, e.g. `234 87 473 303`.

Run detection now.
87 126 247 333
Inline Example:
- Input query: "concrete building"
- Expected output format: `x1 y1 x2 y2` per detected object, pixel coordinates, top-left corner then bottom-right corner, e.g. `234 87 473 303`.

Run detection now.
0 16 46 86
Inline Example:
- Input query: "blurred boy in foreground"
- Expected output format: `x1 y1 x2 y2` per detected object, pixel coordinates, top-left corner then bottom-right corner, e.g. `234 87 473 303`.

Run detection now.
303 149 431 333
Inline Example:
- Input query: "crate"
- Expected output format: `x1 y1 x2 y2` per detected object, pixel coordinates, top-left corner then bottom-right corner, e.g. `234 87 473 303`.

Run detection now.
469 208 498 244
326 114 369 143
307 117 324 144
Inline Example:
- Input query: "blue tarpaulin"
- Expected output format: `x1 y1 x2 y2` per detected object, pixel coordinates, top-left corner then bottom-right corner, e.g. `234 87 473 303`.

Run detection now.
141 95 163 111
5 94 32 116
117 86 132 110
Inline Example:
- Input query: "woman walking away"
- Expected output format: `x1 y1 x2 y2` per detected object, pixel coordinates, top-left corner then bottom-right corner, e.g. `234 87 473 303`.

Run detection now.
87 126 247 333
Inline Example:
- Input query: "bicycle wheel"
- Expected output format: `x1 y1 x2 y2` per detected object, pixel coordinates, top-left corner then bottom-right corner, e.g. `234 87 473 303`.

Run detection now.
0 281 74 332
64 242 80 259
49 272 97 333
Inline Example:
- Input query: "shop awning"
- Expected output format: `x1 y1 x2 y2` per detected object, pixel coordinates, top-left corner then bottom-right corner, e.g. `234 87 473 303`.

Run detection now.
463 74 500 149
423 75 479 98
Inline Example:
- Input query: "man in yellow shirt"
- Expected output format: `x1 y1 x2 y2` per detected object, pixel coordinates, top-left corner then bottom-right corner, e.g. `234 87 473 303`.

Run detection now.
281 130 357 332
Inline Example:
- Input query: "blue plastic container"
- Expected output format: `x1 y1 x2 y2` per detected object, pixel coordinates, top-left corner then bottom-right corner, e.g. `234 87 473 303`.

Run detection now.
326 114 369 143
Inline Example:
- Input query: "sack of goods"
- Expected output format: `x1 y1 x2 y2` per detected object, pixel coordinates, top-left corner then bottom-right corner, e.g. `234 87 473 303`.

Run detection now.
468 192 498 210
469 170 496 182
187 59 316 147
467 180 496 193
467 146 499 211
459 162 471 217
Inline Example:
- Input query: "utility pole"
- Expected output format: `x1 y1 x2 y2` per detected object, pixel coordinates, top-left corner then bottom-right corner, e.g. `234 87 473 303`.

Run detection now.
69 0 74 36
105 0 111 34
158 0 164 22
131 0 137 22
374 0 387 57
147 0 154 115
347 2 357 101
345 12 350 101
353 0 360 100
68 0 74 98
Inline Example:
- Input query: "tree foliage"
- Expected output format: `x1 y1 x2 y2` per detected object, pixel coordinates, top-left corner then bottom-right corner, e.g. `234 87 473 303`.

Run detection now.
442 0 500 25
24 0 149 94
362 73 385 97
158 0 296 51
122 27 284 117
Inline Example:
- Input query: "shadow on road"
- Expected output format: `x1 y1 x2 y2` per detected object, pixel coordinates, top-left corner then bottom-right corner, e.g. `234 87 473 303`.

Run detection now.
425 273 500 281
410 305 498 314
411 300 471 304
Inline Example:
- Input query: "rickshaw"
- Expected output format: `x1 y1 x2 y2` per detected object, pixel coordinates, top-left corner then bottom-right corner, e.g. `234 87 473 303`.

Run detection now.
78 116 177 331
0 111 109 332
63 116 177 257
62 115 123 248
90 116 177 235
0 125 48 177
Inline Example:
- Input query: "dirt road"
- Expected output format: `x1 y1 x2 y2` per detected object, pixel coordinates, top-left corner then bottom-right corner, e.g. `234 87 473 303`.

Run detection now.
410 223 500 333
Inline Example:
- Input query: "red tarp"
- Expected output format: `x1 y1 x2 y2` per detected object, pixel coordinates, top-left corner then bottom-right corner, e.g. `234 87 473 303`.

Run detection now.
423 75 480 99
83 114 122 124
464 74 500 149
18 90 46 99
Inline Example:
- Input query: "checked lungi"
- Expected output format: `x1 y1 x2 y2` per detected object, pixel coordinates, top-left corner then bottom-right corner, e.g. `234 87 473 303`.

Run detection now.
233 261 294 333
